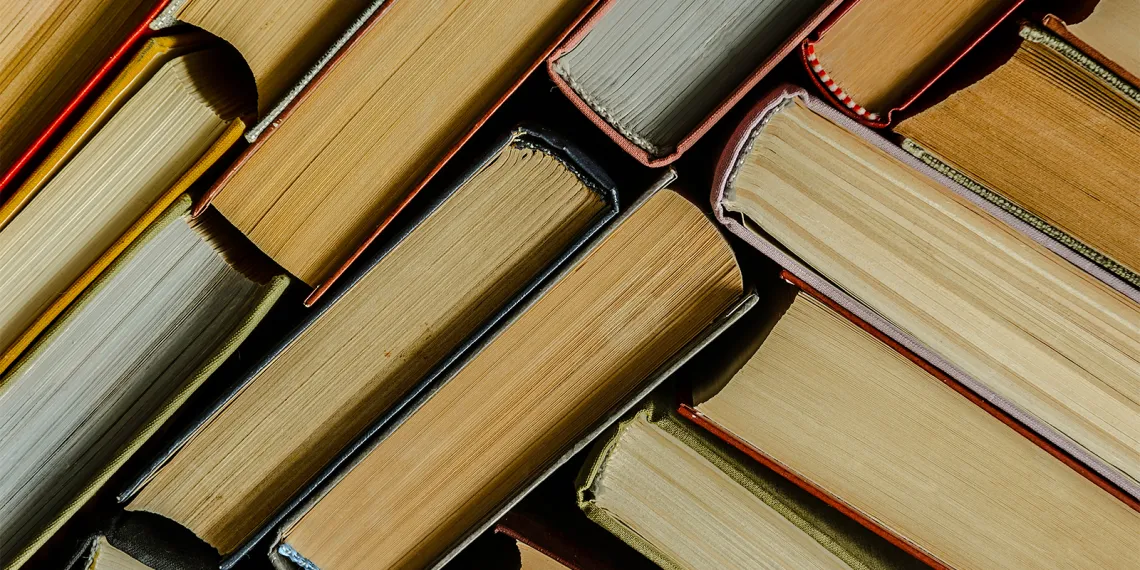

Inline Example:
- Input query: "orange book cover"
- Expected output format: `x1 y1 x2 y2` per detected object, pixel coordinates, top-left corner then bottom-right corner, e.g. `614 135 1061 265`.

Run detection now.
801 0 1024 127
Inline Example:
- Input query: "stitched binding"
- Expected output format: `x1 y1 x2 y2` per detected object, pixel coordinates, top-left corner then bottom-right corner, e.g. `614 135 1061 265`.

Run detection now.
804 44 880 122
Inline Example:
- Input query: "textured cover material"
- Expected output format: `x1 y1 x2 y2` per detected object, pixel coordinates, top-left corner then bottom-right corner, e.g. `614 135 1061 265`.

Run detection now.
65 514 222 570
902 22 1140 290
1041 12 1140 89
4 195 288 570
0 34 247 376
801 0 1024 127
0 0 171 198
711 85 1140 502
118 126 621 570
268 178 759 570
494 470 659 570
194 0 603 307
577 402 921 570
680 271 1140 570
547 0 843 167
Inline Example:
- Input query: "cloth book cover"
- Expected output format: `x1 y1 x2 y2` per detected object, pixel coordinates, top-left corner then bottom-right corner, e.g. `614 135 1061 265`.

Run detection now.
116 125 621 569
546 0 843 167
677 270 1140 570
194 0 603 307
577 400 920 570
801 0 1023 127
6 195 288 570
0 33 247 377
900 19 1140 289
265 178 759 570
711 84 1140 503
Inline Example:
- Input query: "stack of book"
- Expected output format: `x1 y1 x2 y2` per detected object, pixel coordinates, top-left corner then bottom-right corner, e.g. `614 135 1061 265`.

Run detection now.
2 0 1139 569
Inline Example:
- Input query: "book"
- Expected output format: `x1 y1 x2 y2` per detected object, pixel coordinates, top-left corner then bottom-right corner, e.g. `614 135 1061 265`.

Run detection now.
683 279 1140 568
896 22 1140 287
155 0 379 117
197 0 600 301
0 195 287 569
0 33 252 376
121 128 617 559
76 537 153 570
490 456 660 570
578 403 922 570
267 188 750 570
547 0 840 166
1042 1 1140 84
803 0 1021 125
0 0 159 186
711 86 1140 500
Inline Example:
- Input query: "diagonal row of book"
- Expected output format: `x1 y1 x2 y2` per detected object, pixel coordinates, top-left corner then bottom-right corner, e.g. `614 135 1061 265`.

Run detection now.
2 0 1140 569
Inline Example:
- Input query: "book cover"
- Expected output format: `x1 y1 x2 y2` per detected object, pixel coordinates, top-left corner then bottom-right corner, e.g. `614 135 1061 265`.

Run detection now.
679 270 1140 570
546 0 843 167
193 0 603 306
0 0 171 198
4 195 288 570
265 178 758 570
710 84 1140 503
0 34 247 378
118 126 621 569
801 0 1023 127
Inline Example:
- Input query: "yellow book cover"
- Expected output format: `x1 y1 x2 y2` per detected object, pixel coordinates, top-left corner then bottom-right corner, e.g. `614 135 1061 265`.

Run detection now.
0 33 248 376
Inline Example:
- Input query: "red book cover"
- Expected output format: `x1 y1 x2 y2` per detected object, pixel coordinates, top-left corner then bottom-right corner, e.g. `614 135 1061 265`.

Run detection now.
547 0 844 167
679 269 1140 570
801 0 1024 127
0 0 171 199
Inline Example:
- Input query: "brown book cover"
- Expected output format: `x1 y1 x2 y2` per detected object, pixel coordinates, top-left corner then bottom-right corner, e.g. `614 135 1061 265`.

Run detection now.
195 0 603 306
800 0 1024 127
680 269 1140 570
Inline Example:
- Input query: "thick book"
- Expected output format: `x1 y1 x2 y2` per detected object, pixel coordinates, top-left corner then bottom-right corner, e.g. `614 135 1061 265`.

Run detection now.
0 195 288 570
0 0 389 198
194 0 602 305
118 127 620 567
265 185 756 570
547 0 841 166
801 0 1022 126
711 86 1140 501
490 458 659 570
0 0 164 196
896 19 1140 287
578 401 922 570
0 33 251 379
680 273 1140 568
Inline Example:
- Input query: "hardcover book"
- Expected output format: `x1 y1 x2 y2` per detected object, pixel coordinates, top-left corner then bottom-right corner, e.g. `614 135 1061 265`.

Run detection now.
1 195 287 569
266 186 755 570
680 274 1140 568
0 33 251 378
547 0 841 166
802 0 1022 126
120 127 620 566
195 0 602 304
578 401 921 570
896 20 1140 287
711 85 1140 502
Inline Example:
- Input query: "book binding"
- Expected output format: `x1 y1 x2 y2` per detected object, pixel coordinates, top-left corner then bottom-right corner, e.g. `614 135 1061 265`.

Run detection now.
800 0 1024 127
547 0 843 167
193 0 604 307
711 84 1140 503
118 125 620 569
